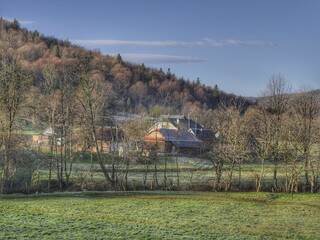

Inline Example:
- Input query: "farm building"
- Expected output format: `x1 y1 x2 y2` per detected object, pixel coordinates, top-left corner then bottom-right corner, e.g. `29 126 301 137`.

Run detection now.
189 128 215 146
32 126 63 145
91 126 124 153
145 115 214 154
144 128 205 154
148 115 204 132
71 126 124 153
32 125 124 153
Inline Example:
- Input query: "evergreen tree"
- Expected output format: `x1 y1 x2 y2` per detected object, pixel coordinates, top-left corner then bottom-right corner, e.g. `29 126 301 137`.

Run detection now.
10 19 20 30
213 84 219 97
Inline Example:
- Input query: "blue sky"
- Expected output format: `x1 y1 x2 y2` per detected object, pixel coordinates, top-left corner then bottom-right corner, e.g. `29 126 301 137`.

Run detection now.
2 0 320 96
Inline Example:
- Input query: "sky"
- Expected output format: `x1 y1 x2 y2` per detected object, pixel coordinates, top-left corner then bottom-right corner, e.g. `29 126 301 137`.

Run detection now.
2 0 320 96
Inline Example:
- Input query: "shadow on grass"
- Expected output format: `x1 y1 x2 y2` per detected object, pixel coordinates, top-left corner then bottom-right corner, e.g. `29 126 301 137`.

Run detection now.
0 190 207 200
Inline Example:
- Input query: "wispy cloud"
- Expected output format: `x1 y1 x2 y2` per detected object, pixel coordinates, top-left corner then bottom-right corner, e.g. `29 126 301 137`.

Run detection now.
118 53 208 64
72 39 203 47
202 38 276 47
3 17 36 25
72 38 276 48
20 20 36 25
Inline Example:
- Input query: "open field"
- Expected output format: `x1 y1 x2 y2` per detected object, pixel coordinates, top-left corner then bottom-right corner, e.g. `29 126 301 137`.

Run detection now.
0 191 319 239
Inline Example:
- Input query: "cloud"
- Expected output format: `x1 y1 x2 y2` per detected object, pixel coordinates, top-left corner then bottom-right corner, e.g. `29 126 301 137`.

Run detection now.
203 38 276 47
3 17 36 25
224 39 276 47
20 20 36 25
71 38 276 48
72 39 202 47
118 53 208 64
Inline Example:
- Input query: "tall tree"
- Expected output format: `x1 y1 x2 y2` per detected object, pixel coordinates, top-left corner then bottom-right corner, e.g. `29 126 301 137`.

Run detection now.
258 74 291 191
76 72 115 187
215 98 249 191
41 63 77 190
41 64 59 191
0 57 32 192
290 87 320 192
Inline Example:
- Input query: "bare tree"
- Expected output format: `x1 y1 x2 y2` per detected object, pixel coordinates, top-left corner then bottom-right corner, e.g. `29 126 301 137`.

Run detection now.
41 64 59 191
289 86 320 192
282 115 302 194
258 74 291 191
0 57 32 192
216 98 249 191
76 72 115 187
41 64 77 190
247 106 273 192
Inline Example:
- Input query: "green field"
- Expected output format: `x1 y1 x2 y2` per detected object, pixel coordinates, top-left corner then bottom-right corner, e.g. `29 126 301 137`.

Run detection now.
0 192 319 239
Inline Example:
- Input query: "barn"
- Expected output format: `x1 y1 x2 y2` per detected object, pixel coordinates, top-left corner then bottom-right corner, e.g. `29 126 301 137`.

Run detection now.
144 128 205 154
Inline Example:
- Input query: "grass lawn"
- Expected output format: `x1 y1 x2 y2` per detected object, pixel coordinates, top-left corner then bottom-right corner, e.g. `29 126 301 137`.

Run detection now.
0 192 319 239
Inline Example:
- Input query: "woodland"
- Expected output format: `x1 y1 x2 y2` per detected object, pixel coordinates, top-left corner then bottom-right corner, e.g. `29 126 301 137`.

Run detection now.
0 18 320 194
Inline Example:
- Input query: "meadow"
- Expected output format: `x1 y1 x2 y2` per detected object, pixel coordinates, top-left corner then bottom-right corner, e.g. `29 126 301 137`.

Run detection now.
0 191 319 239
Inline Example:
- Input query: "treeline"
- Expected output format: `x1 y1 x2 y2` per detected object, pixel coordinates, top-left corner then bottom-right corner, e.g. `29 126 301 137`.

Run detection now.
199 76 320 193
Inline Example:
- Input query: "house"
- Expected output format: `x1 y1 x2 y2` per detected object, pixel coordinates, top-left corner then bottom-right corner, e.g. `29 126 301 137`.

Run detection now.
147 115 204 132
189 128 215 146
32 125 124 153
32 126 61 145
144 128 205 154
93 126 124 153
74 126 124 153
144 115 214 154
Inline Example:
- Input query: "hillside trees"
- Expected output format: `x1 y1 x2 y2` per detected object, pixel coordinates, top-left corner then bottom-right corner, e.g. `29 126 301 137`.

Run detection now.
128 81 148 111
0 17 236 115
0 57 32 192
110 63 132 106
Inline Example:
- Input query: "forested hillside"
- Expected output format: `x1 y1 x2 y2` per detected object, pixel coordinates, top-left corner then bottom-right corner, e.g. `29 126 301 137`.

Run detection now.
0 18 243 116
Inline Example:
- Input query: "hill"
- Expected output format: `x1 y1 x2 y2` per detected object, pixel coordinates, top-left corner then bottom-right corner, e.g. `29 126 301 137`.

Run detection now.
0 18 247 115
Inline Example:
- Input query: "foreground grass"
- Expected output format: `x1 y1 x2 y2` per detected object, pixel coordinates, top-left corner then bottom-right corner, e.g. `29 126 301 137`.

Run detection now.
0 192 319 239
